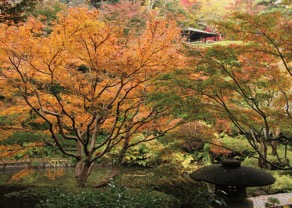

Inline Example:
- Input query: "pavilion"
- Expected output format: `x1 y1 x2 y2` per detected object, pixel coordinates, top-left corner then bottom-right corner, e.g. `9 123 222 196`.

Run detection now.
182 27 221 43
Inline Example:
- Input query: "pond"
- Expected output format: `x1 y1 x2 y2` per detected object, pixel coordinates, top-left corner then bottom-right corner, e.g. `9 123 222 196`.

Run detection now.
0 166 118 187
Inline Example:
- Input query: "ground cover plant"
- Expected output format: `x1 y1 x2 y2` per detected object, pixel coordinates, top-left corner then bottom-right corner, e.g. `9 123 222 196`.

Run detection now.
0 166 215 208
0 185 180 208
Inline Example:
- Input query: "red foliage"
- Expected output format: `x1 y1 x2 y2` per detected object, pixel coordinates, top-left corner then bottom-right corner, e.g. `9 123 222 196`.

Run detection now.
180 0 196 7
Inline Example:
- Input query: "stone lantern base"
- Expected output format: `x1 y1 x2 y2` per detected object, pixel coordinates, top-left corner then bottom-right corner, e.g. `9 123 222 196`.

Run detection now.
226 199 253 208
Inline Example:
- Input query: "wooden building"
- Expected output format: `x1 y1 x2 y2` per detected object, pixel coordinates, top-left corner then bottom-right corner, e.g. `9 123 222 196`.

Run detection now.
182 27 222 44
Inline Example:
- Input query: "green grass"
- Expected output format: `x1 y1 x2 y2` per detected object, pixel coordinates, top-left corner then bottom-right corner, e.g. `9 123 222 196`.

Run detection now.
190 40 243 47
212 40 243 46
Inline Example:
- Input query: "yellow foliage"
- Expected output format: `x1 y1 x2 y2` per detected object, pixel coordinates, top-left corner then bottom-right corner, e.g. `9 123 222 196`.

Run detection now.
198 0 234 19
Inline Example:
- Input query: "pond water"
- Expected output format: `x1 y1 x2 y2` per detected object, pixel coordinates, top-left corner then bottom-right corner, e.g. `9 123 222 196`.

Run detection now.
0 167 115 187
0 165 153 187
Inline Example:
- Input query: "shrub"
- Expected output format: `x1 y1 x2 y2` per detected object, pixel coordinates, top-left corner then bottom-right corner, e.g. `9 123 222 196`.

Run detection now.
0 185 48 208
268 171 292 194
118 165 213 208
221 134 254 156
247 170 292 196
241 157 259 168
264 197 280 208
1 185 180 208
143 168 210 208
0 132 47 146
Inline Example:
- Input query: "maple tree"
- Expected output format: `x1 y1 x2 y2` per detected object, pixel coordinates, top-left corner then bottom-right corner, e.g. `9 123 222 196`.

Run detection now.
181 10 291 169
0 7 183 187
173 121 215 152
170 121 231 157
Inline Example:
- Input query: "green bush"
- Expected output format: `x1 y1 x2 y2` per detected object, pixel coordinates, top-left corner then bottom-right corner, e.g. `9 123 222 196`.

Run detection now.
268 171 292 194
241 157 260 168
221 134 254 156
143 168 210 208
192 189 227 208
118 164 217 208
0 114 22 126
242 157 292 195
0 186 50 208
264 197 280 208
1 185 180 208
267 144 292 169
0 132 47 146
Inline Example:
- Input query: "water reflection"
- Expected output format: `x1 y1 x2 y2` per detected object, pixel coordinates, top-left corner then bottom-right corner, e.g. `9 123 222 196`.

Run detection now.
0 167 113 187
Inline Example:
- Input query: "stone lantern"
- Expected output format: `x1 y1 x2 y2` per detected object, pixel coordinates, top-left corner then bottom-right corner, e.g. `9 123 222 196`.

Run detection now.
189 159 275 207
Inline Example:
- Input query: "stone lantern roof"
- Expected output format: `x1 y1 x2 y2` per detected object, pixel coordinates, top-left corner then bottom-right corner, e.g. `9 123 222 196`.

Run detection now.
189 159 275 187
190 159 276 204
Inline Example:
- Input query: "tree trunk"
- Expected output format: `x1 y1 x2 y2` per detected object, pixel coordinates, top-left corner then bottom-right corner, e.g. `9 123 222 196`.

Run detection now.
74 159 120 188
75 159 93 187
271 129 280 156
94 167 120 188
258 139 268 169
116 137 130 165
271 141 278 156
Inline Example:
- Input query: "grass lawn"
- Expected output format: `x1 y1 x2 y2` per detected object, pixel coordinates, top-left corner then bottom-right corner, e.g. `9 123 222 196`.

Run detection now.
189 40 243 47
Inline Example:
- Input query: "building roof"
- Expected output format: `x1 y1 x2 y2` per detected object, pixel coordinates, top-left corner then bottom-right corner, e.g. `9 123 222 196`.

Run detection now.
183 27 219 42
184 27 218 36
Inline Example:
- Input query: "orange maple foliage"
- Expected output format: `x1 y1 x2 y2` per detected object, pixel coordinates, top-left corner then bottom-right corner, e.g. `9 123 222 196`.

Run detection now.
0 141 45 159
0 7 184 187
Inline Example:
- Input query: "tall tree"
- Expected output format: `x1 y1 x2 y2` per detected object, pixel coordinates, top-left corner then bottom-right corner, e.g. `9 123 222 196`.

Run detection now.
179 11 291 169
0 7 183 187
